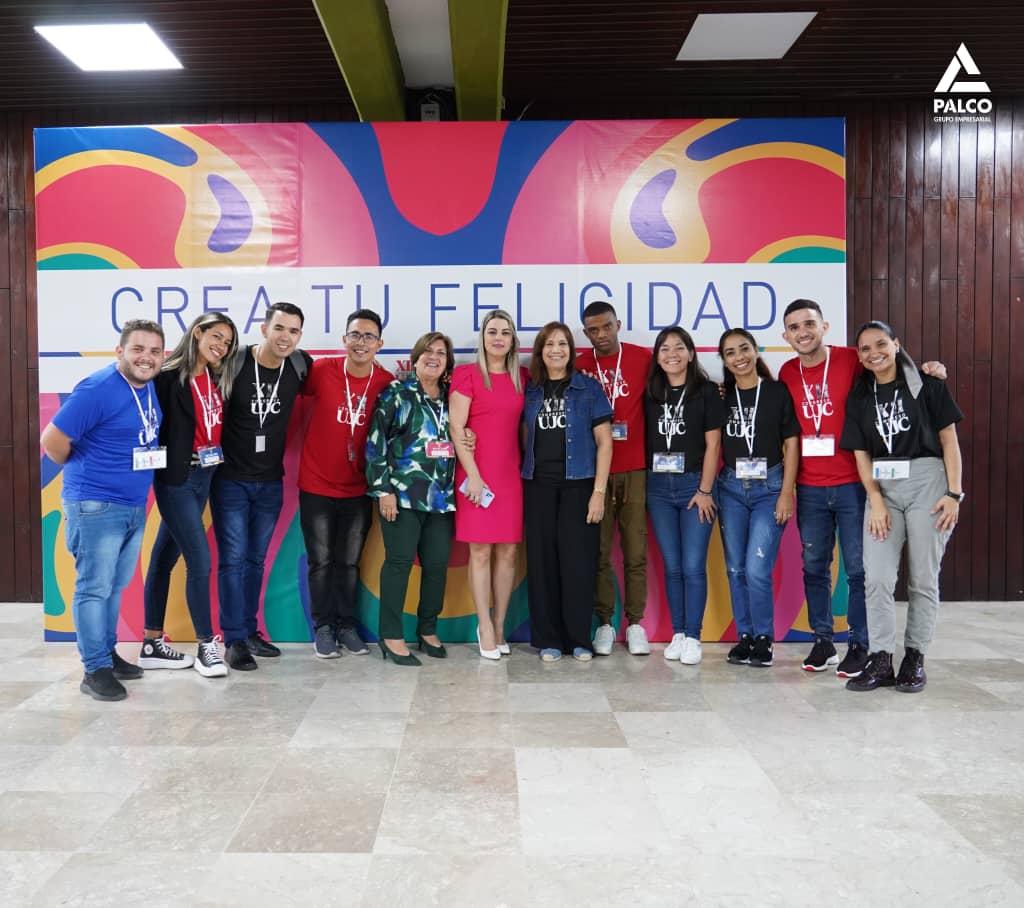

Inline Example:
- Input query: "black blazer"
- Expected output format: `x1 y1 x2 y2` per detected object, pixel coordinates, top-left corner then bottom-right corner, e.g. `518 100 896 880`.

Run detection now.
153 369 207 485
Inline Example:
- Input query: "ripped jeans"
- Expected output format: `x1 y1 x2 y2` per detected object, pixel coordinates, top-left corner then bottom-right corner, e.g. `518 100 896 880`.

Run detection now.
717 464 785 640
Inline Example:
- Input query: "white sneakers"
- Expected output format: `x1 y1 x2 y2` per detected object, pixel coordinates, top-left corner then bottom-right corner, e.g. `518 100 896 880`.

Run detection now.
664 634 703 665
626 624 651 655
593 623 615 656
664 633 686 660
680 637 703 665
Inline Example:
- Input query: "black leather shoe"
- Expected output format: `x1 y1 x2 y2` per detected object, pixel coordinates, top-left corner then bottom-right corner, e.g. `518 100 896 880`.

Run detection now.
81 667 127 701
110 649 144 680
246 632 281 657
845 651 896 691
226 641 258 671
895 647 927 693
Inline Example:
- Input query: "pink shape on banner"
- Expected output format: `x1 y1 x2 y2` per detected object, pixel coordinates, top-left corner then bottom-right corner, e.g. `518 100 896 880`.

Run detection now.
374 122 506 236
700 159 844 262
37 167 185 268
583 120 703 264
185 124 301 266
298 125 379 265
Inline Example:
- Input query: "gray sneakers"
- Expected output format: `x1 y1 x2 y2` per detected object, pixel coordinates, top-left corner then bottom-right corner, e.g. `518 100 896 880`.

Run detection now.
313 625 341 659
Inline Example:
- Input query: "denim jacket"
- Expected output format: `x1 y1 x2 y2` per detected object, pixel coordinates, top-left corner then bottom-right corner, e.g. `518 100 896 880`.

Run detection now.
521 372 613 481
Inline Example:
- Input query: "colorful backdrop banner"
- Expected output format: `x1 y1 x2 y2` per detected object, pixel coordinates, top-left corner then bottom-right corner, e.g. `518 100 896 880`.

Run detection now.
35 118 847 644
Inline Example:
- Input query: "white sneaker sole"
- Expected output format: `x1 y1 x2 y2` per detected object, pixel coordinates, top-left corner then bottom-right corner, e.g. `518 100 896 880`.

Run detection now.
194 660 228 678
313 646 341 660
138 656 194 670
680 651 702 665
802 655 840 672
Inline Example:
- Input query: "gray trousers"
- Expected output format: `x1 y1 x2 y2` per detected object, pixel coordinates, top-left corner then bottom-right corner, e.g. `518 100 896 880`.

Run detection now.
862 457 953 654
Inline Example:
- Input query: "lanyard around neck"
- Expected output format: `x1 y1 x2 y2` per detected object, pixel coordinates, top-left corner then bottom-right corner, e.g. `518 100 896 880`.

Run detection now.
798 346 831 437
190 368 219 443
120 372 157 447
343 361 374 432
420 387 447 437
872 381 901 455
597 346 624 409
734 378 762 458
254 353 284 431
662 385 686 449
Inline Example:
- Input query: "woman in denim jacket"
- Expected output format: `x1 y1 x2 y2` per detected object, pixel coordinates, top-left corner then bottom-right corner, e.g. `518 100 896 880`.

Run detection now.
522 322 613 661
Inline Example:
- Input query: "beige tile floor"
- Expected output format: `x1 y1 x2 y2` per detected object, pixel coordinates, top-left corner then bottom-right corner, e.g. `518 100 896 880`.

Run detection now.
1 601 1023 907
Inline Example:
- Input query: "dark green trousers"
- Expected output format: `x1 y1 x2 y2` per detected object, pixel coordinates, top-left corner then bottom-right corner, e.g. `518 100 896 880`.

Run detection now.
378 508 454 640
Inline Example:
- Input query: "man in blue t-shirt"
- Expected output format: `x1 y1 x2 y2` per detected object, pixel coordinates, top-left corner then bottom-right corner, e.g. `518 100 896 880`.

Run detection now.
41 320 166 702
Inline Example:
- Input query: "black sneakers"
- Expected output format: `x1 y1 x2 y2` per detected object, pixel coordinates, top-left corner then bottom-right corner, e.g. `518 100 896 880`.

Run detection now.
336 626 370 655
801 639 839 672
727 634 754 664
81 667 127 701
836 643 870 679
138 636 195 670
111 649 144 680
195 638 229 678
896 647 927 693
845 651 896 691
226 641 258 671
749 635 774 667
246 631 281 658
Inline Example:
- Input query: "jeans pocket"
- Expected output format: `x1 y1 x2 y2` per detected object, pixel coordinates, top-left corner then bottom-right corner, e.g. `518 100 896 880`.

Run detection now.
77 500 111 516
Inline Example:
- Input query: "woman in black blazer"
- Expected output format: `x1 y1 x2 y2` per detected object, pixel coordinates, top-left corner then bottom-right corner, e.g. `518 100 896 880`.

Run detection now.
139 313 239 677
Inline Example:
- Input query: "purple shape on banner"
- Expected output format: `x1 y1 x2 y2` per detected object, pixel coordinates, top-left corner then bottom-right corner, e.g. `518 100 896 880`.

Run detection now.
206 174 253 253
630 168 677 249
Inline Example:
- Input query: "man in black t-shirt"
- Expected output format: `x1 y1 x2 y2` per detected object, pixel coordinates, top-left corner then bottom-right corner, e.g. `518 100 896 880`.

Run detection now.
210 303 312 670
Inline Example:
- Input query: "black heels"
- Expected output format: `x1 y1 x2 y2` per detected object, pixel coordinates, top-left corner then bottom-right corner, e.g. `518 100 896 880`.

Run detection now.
379 640 421 666
416 634 447 659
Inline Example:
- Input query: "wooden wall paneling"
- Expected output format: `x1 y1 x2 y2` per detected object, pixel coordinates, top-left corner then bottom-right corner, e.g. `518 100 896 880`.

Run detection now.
953 196 976 600
959 122 978 199
988 188 1012 599
921 198 942 363
852 197 873 331
923 115 942 200
9 204 32 600
0 441 12 598
887 106 907 342
1010 101 1024 279
871 105 890 289
1006 277 1024 599
844 113 857 336
0 113 9 213
905 107 925 361
939 121 959 282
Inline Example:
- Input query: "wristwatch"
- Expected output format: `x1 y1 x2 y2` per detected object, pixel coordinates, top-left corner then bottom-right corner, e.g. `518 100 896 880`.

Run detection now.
945 490 966 503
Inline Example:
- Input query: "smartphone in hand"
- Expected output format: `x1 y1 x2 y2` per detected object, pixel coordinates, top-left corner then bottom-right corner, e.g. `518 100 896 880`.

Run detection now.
459 478 496 508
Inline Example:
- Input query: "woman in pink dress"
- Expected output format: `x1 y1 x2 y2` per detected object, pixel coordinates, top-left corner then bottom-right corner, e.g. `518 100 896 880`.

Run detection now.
449 309 528 659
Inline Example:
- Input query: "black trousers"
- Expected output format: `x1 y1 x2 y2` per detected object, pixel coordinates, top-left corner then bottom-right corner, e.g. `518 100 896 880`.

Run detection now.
299 491 372 631
523 478 600 652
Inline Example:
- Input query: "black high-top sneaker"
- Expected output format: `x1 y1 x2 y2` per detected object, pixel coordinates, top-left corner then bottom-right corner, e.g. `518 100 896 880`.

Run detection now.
895 647 927 693
845 651 896 691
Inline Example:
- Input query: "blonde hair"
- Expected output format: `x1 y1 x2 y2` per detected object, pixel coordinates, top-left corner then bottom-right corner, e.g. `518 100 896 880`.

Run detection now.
475 309 521 392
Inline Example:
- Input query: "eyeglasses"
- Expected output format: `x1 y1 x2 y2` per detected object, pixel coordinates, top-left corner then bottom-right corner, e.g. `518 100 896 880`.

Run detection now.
345 331 380 344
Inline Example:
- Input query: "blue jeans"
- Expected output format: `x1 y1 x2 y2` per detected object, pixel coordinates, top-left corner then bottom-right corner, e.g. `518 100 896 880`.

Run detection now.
210 478 284 646
717 464 785 639
647 471 716 637
63 499 146 673
144 467 216 640
796 481 868 647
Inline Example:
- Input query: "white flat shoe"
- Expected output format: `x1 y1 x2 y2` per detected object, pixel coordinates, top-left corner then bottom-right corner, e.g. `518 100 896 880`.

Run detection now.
477 627 501 661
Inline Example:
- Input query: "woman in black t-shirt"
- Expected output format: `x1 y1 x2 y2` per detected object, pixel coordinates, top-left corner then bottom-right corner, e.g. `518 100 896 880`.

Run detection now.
840 321 964 693
644 327 726 666
716 328 801 668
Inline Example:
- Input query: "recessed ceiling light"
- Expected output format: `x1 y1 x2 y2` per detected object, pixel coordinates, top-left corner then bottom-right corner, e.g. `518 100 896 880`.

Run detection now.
677 12 817 61
34 23 183 71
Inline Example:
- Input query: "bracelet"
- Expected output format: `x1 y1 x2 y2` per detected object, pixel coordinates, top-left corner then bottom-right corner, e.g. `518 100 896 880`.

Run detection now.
697 488 713 496
593 487 606 495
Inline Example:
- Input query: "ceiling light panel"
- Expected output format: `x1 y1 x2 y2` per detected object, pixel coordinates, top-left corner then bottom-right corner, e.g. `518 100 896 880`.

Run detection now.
677 12 817 61
34 23 183 71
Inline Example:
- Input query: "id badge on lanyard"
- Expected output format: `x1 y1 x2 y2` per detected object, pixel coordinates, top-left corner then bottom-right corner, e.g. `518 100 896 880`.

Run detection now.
192 371 223 467
733 381 766 480
802 435 836 457
736 457 768 479
125 377 164 470
872 458 911 480
611 422 628 441
652 452 685 473
197 445 224 467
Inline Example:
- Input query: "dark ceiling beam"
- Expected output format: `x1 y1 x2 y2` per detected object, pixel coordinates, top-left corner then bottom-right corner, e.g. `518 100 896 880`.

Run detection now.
311 0 405 121
448 0 508 121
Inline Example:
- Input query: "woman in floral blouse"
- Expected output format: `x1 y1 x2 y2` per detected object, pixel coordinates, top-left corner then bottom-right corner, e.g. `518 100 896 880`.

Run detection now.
366 332 457 665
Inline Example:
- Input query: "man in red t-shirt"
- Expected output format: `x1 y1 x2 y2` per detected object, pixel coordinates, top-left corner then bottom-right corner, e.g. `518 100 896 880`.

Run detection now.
577 302 653 656
779 299 945 679
299 309 393 659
